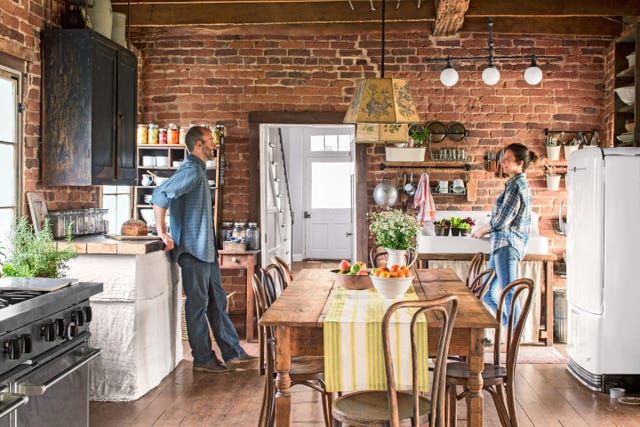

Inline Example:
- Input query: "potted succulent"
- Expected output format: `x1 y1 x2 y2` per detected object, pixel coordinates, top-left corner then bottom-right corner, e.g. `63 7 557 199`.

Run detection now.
563 137 580 160
433 218 451 236
1 217 76 278
368 209 422 266
545 134 560 160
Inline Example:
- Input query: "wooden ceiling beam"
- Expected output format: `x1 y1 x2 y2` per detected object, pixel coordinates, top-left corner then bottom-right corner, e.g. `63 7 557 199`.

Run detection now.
465 0 640 18
461 17 622 36
433 0 470 36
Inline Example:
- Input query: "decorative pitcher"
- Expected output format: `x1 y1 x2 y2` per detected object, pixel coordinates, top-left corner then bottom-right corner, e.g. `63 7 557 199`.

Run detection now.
385 248 406 267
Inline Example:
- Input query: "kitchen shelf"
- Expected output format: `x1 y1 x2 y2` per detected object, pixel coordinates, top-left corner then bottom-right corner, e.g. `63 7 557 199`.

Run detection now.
613 21 639 147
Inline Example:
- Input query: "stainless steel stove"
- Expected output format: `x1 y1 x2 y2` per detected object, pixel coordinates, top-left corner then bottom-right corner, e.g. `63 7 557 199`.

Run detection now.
0 279 102 427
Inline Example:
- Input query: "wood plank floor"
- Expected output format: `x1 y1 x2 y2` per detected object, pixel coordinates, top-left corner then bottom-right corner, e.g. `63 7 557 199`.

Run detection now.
90 261 640 426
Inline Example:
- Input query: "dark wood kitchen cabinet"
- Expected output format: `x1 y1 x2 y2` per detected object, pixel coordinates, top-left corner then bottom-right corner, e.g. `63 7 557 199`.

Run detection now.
42 29 137 186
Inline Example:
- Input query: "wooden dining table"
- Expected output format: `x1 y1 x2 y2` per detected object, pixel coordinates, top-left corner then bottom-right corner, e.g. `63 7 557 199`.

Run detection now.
259 268 499 426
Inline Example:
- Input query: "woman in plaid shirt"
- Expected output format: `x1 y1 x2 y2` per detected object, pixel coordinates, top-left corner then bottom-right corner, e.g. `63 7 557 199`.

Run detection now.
471 143 538 326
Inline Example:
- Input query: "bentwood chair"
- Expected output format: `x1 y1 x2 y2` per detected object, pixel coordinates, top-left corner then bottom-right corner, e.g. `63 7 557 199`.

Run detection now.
465 252 485 289
331 295 459 427
252 268 332 427
271 255 293 289
446 278 534 427
369 244 417 269
467 268 495 300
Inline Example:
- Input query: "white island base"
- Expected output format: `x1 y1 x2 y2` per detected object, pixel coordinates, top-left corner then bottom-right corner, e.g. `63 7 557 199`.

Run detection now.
66 250 183 401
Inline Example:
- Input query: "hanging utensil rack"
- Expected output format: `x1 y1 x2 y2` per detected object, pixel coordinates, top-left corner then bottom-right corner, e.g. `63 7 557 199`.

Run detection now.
544 128 597 136
380 163 472 171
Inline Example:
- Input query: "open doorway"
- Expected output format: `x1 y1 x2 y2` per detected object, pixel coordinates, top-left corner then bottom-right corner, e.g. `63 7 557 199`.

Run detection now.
260 124 355 262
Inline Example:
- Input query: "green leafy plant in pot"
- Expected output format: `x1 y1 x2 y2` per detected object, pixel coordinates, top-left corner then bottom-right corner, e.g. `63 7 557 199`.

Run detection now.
1 217 77 278
433 218 451 236
409 126 431 148
449 217 464 236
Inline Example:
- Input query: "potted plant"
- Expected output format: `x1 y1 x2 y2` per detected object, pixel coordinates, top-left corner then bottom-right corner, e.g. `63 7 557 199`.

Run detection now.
544 164 561 191
545 134 560 160
433 218 451 236
450 216 463 236
459 217 476 236
385 124 428 162
409 126 431 148
368 209 422 266
563 137 580 160
0 217 76 278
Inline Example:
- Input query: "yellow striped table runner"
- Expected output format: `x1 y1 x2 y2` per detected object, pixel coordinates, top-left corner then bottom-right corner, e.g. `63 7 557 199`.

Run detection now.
323 285 429 392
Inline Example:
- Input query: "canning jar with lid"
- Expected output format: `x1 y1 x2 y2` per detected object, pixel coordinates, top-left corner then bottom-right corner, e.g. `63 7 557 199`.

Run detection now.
179 126 188 145
137 124 149 145
158 128 168 145
232 222 246 242
219 221 233 248
148 124 159 144
247 222 260 250
168 124 179 144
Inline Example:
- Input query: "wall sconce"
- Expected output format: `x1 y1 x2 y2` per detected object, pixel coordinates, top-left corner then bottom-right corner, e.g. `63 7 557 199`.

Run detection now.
427 17 561 87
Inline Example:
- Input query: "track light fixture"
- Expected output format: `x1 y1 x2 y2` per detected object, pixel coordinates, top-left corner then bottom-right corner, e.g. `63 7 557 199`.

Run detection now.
427 18 561 87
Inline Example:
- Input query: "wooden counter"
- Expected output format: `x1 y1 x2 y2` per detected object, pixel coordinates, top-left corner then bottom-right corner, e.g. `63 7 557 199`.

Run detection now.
56 235 164 255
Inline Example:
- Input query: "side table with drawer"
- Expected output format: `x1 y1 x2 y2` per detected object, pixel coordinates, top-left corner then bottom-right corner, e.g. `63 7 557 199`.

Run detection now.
219 249 261 341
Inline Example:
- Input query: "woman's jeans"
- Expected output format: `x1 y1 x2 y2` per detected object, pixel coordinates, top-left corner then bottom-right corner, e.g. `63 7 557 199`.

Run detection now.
178 253 245 365
483 246 521 327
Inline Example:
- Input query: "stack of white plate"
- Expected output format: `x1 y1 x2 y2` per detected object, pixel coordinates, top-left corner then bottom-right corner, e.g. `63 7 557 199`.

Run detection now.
616 133 635 144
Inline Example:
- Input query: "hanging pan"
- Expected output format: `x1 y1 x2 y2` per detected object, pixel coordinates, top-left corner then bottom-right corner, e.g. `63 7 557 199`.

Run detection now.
425 121 446 142
446 122 468 142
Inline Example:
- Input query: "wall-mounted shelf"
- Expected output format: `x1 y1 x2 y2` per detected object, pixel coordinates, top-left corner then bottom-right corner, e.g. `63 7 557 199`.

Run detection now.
379 163 472 171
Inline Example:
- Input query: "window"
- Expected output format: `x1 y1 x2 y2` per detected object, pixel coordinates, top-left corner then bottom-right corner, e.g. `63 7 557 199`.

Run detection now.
0 66 21 245
101 186 131 234
310 134 351 152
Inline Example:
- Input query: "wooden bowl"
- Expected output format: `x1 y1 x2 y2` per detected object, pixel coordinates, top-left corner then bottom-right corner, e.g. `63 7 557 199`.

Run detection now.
329 269 372 290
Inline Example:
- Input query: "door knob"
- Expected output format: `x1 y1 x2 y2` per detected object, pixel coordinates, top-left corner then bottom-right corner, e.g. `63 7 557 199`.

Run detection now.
304 211 311 219
345 232 353 237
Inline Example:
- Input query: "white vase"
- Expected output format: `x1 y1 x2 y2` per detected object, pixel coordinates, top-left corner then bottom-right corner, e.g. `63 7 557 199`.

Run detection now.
546 145 560 161
385 248 406 267
546 175 561 191
564 145 579 160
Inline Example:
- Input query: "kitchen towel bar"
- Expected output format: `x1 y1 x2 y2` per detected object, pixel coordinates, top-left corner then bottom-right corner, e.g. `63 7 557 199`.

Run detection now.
379 163 472 171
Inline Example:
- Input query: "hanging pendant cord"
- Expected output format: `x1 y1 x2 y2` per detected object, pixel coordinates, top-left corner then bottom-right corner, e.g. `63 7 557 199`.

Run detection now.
381 0 386 78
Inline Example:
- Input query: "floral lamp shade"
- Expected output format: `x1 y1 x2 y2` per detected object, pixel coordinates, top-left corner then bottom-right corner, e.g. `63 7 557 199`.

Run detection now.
343 78 420 124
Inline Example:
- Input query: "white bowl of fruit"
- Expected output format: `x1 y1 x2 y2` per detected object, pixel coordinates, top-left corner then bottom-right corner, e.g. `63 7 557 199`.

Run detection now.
330 260 373 290
370 265 414 299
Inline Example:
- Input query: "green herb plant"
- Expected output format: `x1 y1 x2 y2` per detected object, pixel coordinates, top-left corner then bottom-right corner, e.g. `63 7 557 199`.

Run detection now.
1 217 77 278
409 127 431 148
449 217 463 229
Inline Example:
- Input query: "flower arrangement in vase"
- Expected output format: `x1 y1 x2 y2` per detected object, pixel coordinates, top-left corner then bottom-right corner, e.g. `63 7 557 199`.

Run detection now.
545 134 560 161
368 210 422 264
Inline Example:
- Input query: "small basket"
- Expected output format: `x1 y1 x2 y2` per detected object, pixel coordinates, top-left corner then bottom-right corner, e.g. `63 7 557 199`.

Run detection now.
223 241 247 251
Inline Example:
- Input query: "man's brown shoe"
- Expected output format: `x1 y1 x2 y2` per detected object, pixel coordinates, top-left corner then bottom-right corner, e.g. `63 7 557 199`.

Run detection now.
193 358 229 373
227 354 258 370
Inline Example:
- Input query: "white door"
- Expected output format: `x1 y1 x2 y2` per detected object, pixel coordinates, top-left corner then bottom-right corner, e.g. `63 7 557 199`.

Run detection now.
304 129 353 260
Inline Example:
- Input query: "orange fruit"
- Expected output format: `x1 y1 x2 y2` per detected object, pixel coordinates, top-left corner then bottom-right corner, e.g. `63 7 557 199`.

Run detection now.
380 271 391 278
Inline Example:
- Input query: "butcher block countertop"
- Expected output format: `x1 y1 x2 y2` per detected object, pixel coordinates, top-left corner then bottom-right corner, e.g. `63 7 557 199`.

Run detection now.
56 235 164 255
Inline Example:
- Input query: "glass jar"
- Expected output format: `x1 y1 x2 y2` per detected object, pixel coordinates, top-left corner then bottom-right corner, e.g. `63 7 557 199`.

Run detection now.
219 221 234 248
179 126 188 145
232 222 246 242
158 128 168 144
148 124 159 144
246 222 260 250
137 124 149 145
168 123 179 144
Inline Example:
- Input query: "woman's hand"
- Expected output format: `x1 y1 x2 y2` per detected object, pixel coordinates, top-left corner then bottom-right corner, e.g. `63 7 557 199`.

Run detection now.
471 225 489 239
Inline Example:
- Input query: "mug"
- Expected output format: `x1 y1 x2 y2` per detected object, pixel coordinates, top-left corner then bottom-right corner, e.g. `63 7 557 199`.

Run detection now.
438 180 449 194
452 179 465 193
141 174 154 186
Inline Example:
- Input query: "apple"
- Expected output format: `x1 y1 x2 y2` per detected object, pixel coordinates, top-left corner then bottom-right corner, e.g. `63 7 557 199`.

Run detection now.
338 259 351 273
356 269 369 276
349 263 362 274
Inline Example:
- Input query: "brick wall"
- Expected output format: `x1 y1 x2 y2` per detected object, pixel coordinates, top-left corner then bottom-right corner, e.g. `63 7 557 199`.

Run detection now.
132 27 612 275
1 0 98 215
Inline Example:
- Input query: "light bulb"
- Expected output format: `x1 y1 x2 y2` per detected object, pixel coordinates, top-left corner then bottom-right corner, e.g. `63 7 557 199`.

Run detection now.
524 57 543 85
440 63 459 87
482 66 500 86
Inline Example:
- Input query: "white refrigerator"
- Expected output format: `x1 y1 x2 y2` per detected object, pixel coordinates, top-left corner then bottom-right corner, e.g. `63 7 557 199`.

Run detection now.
566 147 640 392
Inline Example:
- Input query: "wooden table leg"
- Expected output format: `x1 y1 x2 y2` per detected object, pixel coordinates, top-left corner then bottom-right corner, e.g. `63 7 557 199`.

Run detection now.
273 326 292 426
245 253 256 342
466 327 485 427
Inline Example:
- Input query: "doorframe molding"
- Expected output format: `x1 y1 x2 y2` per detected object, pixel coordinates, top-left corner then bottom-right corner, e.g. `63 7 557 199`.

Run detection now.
248 111 368 262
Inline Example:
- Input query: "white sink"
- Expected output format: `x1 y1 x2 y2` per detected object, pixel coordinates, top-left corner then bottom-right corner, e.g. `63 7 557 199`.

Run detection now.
417 210 549 255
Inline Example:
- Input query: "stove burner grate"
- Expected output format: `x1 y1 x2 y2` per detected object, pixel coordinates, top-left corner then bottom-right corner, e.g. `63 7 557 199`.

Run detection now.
0 290 47 308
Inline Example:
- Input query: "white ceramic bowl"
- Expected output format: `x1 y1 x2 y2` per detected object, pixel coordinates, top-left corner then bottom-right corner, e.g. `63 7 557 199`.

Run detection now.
142 156 155 167
154 176 168 185
615 86 635 105
172 161 183 168
155 156 169 167
370 276 413 299
139 208 154 225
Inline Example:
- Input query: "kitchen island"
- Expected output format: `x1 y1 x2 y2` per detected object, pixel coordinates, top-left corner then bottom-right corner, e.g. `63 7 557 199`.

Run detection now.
58 236 183 401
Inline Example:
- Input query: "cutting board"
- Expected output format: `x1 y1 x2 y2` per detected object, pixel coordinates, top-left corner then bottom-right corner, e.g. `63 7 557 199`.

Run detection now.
105 234 162 241
0 277 77 292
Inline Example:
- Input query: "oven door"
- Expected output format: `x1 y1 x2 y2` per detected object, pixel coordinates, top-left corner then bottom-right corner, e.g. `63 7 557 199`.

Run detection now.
12 335 100 427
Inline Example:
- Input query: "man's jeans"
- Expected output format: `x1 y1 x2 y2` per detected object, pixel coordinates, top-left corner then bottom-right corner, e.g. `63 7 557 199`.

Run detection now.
483 246 521 327
178 253 245 365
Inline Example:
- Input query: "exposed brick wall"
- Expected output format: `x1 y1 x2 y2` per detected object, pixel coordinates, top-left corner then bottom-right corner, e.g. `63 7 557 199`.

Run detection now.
0 0 98 218
131 27 612 280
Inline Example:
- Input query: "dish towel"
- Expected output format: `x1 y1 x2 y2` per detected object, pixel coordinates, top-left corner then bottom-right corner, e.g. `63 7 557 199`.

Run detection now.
414 173 437 225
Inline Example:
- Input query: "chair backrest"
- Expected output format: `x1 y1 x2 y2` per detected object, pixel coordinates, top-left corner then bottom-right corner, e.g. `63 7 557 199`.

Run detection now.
271 255 293 287
261 263 288 303
492 278 534 373
369 244 417 269
467 268 495 300
382 295 458 427
466 252 485 288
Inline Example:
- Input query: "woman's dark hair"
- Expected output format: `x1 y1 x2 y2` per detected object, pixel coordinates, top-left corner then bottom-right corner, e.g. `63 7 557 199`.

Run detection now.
505 143 538 171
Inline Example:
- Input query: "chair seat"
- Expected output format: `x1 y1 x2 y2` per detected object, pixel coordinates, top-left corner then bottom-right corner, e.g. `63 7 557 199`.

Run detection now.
446 362 507 385
291 356 325 381
332 390 431 426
